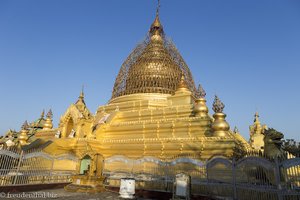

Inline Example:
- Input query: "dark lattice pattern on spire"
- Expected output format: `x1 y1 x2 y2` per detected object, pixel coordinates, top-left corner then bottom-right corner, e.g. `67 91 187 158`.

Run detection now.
111 36 197 99
111 16 197 99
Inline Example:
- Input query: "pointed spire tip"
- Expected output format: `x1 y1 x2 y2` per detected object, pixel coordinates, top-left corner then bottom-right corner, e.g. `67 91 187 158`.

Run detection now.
46 109 53 119
79 85 84 99
40 110 45 119
156 0 161 17
150 0 164 36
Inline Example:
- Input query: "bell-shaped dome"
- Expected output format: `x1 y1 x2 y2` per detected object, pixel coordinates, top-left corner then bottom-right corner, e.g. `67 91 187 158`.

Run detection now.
111 15 196 99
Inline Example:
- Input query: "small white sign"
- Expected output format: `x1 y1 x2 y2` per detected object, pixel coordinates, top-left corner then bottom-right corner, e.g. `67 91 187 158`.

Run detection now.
176 179 187 196
175 173 190 198
119 178 135 199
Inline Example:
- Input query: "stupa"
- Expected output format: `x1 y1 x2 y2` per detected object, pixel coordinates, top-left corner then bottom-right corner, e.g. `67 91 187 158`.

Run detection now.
40 5 250 157
0 1 252 191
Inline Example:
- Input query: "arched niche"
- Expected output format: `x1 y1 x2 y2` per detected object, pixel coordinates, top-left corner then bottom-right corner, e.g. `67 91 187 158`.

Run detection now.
66 118 74 137
80 155 92 175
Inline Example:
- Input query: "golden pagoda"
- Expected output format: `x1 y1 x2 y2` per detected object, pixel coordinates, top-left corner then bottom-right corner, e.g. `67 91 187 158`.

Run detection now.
39 7 250 159
0 2 254 191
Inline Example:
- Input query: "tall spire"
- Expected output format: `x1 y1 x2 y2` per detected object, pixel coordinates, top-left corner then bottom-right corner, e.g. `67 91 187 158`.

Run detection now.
150 0 164 37
254 112 260 123
75 86 86 112
156 0 161 18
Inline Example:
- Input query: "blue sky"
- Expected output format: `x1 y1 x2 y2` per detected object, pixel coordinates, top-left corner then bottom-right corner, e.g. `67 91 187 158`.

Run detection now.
0 0 299 140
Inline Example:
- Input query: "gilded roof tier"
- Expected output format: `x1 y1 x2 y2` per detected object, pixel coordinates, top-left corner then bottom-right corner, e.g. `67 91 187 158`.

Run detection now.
111 15 197 99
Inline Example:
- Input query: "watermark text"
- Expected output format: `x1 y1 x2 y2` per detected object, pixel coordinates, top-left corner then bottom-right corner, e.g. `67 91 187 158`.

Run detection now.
0 192 58 199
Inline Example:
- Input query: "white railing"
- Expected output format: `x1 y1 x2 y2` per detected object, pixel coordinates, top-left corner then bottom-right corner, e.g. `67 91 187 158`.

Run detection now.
103 155 300 200
0 146 77 186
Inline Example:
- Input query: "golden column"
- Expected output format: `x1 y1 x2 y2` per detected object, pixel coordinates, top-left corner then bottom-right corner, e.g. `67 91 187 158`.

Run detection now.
211 95 230 137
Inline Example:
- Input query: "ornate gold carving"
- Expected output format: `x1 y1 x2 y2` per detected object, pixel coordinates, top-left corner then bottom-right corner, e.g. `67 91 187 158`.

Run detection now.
59 91 94 138
212 95 225 113
197 84 206 99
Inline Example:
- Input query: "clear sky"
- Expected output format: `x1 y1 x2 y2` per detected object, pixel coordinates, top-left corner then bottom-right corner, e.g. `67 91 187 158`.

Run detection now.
0 0 299 141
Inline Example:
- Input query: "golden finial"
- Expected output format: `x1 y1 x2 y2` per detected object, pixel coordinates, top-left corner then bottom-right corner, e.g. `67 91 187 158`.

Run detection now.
194 84 208 117
150 0 164 37
44 109 53 130
233 126 239 134
19 121 29 146
75 85 87 112
40 110 45 119
21 120 29 130
178 75 188 89
212 95 225 113
80 85 84 99
211 95 230 136
197 84 206 99
252 111 264 134
254 111 260 123
46 109 53 119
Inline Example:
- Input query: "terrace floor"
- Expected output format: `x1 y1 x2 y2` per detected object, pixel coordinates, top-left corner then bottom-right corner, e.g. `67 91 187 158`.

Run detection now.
0 188 215 200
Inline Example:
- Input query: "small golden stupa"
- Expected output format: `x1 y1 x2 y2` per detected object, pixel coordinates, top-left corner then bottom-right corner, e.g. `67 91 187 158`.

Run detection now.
249 112 268 150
